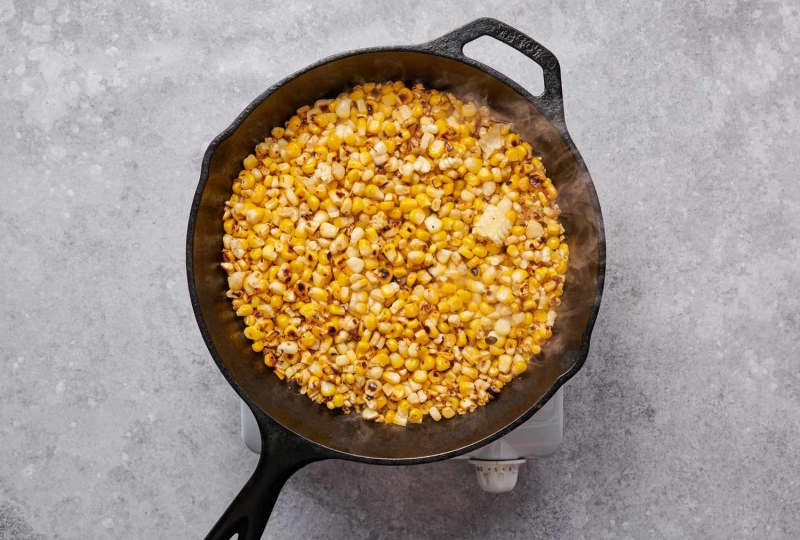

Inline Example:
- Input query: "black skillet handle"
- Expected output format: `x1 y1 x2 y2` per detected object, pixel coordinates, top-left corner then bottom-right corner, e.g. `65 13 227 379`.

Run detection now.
204 406 327 540
424 17 565 127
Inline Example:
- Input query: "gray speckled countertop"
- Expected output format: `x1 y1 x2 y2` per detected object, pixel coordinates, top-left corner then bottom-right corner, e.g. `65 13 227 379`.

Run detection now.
2 1 800 539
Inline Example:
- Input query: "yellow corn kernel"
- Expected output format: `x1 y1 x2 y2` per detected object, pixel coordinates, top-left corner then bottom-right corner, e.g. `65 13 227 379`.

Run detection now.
356 341 370 355
397 400 411 417
408 208 426 225
399 198 418 213
472 244 488 258
447 296 464 311
405 357 420 371
390 353 405 369
458 381 474 397
273 313 289 329
320 381 336 397
407 251 426 265
435 357 451 372
300 332 316 348
420 355 436 371
404 303 419 318
428 140 445 159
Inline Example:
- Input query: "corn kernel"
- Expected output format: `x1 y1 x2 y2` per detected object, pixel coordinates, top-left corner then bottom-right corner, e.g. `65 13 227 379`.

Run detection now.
408 208 427 225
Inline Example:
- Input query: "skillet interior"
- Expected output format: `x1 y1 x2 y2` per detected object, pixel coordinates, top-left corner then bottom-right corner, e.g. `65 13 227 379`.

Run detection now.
189 50 601 460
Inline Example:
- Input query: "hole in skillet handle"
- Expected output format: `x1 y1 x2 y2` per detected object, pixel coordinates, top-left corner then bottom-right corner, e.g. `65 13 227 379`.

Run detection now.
423 17 565 129
463 36 545 97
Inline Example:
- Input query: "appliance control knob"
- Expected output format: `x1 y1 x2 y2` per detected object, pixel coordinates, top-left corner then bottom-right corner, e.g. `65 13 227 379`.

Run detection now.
469 459 526 493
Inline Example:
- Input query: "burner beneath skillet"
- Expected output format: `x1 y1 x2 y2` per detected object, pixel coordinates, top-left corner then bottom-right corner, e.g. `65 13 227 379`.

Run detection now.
240 388 563 492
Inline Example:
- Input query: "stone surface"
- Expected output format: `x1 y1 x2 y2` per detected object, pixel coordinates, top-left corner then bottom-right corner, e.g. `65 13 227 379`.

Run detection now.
2 1 800 539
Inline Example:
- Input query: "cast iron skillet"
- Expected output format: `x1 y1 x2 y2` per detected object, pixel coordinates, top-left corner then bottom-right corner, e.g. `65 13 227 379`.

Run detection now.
187 18 605 540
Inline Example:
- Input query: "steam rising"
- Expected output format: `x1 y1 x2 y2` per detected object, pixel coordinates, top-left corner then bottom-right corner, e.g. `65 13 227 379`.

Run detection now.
435 75 602 368
341 65 602 368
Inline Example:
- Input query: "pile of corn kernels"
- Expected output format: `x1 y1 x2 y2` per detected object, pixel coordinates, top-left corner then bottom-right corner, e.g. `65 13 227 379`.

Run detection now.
222 81 568 426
